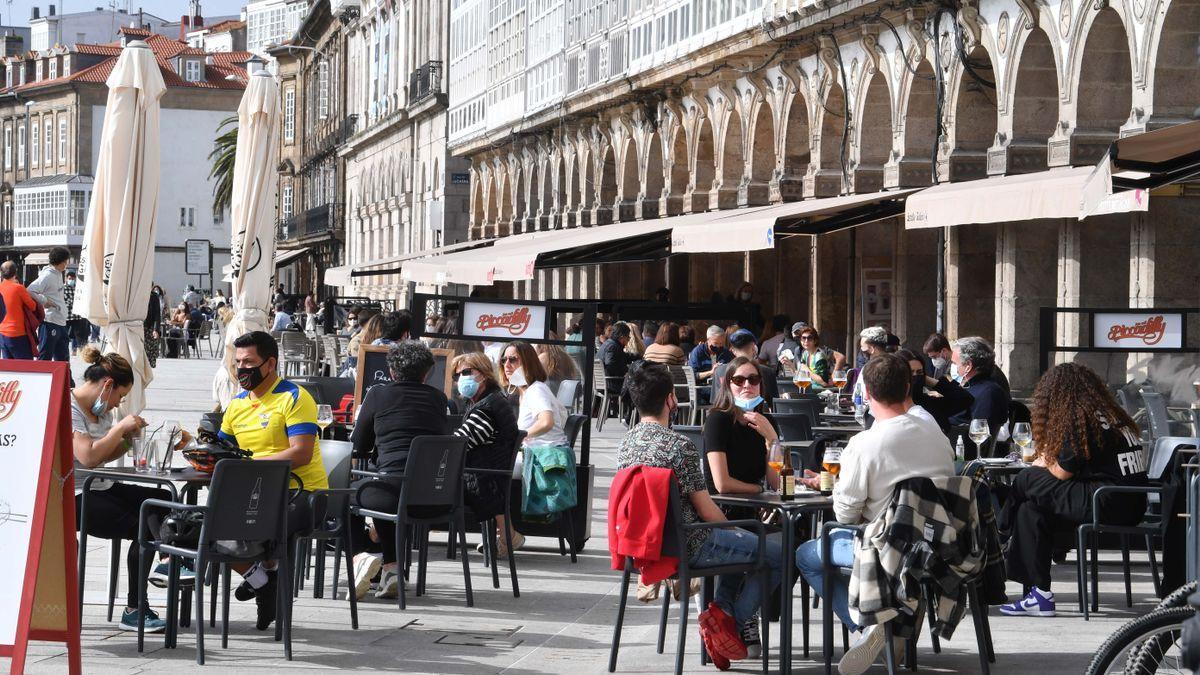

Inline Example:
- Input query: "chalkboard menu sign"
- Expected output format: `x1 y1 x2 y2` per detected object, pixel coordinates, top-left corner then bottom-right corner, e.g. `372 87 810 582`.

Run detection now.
354 344 456 408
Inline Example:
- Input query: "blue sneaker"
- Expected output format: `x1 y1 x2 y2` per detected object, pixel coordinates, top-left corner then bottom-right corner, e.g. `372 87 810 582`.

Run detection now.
119 607 167 633
998 587 1056 617
148 559 195 588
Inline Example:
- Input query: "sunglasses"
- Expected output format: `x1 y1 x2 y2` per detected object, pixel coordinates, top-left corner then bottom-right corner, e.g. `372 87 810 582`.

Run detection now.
800 335 819 341
455 368 477 378
729 374 762 386
500 356 521 365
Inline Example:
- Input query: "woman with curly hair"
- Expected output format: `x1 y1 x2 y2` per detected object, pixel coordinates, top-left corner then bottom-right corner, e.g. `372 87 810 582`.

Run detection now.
999 362 1148 618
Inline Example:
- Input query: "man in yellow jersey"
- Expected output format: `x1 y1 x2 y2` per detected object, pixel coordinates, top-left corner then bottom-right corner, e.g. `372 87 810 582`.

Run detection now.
219 330 327 630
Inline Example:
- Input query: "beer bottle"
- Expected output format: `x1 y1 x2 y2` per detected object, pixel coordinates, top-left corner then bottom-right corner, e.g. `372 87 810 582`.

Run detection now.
781 447 795 500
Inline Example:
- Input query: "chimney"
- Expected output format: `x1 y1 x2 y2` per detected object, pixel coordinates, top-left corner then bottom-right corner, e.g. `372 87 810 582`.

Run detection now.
179 15 190 41
191 0 204 29
31 7 40 21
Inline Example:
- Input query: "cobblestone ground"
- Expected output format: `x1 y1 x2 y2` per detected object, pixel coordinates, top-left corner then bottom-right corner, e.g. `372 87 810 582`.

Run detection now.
9 353 1166 673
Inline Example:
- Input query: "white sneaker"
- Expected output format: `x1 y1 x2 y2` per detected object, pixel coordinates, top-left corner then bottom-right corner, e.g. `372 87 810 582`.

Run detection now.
352 552 382 600
374 568 400 599
838 624 887 675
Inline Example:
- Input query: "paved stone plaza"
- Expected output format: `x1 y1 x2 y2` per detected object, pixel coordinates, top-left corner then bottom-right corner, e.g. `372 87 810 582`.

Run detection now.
12 354 1164 673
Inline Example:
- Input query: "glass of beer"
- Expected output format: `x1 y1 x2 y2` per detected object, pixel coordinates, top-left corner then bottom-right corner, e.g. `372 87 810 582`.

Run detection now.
832 369 848 392
767 441 784 487
794 365 812 393
822 445 841 476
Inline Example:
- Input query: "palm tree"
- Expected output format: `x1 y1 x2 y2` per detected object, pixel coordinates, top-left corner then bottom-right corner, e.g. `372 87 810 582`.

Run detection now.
208 116 237 216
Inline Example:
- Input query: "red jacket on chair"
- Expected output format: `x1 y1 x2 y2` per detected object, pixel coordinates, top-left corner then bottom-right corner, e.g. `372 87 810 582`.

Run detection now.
609 465 677 585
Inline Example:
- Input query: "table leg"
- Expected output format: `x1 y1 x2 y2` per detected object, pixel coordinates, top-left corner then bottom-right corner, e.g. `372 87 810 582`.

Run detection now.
779 509 796 675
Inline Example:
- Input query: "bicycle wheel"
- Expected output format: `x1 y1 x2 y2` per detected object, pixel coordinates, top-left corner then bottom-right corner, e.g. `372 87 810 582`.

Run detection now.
1085 606 1195 675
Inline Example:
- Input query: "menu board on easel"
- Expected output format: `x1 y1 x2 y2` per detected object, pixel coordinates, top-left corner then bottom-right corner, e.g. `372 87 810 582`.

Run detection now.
0 361 81 674
354 345 456 407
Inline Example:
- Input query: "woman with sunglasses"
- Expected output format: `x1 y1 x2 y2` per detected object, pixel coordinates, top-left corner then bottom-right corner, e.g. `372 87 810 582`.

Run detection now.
450 352 521 553
797 326 843 390
499 340 571 548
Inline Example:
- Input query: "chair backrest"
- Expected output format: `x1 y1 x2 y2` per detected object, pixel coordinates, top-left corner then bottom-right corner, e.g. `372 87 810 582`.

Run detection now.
667 365 691 404
446 413 464 434
199 320 212 339
592 361 608 394
773 398 819 427
776 380 800 398
565 413 588 450
321 439 355 490
1140 388 1173 440
772 412 813 443
292 376 355 407
556 379 580 411
400 436 469 509
1009 400 1032 425
1148 436 1199 481
203 459 291 547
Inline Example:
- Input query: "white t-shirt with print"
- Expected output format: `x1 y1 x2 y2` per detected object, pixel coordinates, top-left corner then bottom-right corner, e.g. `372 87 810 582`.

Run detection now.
518 380 569 448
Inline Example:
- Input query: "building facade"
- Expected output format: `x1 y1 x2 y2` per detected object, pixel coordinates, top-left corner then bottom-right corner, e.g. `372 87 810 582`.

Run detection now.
247 0 310 56
29 5 174 51
272 0 351 296
0 27 251 302
334 0 470 304
447 0 1200 392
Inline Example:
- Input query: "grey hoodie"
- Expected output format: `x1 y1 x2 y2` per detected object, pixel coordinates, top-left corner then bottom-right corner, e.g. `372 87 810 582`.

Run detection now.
27 265 66 326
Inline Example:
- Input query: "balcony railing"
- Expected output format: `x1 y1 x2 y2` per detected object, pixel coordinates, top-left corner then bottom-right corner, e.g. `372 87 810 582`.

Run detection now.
408 61 443 104
0 230 13 246
278 202 342 242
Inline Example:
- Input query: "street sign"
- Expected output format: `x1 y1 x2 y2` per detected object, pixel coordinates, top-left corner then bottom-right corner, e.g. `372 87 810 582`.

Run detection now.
185 239 211 276
0 361 81 674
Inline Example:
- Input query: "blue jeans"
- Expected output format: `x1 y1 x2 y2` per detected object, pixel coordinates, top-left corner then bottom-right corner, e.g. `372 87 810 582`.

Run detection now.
690 528 783 628
795 529 858 631
37 322 69 361
0 334 32 359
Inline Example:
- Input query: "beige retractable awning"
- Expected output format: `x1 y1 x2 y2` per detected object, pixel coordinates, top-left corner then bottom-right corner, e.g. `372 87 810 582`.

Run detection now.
273 247 309 268
671 189 915 253
906 167 1148 230
23 252 50 266
323 238 495 287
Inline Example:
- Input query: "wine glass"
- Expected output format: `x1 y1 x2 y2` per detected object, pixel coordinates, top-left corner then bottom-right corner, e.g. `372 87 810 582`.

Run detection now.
316 404 334 438
969 418 991 455
1012 422 1034 462
766 441 783 492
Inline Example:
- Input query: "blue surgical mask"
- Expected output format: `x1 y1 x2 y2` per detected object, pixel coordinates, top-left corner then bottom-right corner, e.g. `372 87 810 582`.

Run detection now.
457 375 480 399
950 362 962 383
734 395 763 412
91 380 113 416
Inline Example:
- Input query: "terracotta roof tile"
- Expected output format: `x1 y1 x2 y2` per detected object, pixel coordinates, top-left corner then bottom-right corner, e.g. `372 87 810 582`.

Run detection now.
201 20 245 34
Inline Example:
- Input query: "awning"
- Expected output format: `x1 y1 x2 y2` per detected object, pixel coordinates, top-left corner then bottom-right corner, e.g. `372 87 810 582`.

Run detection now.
322 238 496 287
672 189 915 253
905 167 1148 230
1080 120 1200 216
23 252 49 266
274 247 309 268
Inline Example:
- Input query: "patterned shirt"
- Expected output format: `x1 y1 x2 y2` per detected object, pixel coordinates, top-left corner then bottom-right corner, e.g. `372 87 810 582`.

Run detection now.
64 281 80 322
616 422 708 561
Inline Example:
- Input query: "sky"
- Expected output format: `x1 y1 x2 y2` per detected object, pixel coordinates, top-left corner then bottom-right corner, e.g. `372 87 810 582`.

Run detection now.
0 1 249 28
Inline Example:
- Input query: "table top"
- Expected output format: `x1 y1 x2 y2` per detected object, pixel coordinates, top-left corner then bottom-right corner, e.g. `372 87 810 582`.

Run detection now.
779 440 813 449
974 459 1030 475
812 425 863 436
78 465 212 484
712 490 833 510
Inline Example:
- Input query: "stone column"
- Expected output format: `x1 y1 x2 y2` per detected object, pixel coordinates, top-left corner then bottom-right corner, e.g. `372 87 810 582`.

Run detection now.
994 222 1059 392
1056 219 1081 365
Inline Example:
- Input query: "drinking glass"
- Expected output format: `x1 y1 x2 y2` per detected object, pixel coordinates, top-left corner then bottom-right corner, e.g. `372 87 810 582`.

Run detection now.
132 437 151 473
766 441 783 491
794 365 812 393
969 418 991 453
317 405 334 437
1012 422 1035 461
832 369 848 393
151 439 172 475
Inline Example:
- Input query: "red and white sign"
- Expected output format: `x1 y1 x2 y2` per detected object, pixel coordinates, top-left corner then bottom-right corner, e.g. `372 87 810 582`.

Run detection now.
0 361 80 674
462 301 547 340
1093 312 1184 350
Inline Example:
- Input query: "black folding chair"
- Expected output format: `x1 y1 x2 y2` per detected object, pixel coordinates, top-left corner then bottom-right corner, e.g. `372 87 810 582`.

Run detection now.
773 397 820 427
467 431 526 597
136 460 295 664
352 435 473 610
1077 436 1197 618
608 482 771 675
554 413 588 563
772 412 813 443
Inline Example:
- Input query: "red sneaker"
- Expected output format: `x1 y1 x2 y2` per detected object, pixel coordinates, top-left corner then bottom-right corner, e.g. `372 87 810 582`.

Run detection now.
698 602 748 662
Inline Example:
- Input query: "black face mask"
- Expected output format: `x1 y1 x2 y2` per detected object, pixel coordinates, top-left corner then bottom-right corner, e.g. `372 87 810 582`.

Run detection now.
237 363 268 391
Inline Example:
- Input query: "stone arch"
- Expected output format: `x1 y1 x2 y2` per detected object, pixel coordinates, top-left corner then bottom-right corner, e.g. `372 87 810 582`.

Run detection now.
645 130 664 217
618 136 638 220
749 102 774 191
1147 0 1200 125
471 170 484 231
812 81 847 197
524 158 539 226
900 61 937 186
1071 7 1133 161
497 169 512 225
780 86 810 200
948 44 997 180
598 145 617 223
854 67 892 191
577 146 592 211
667 124 688 206
720 109 745 192
1009 26 1058 173
483 166 497 227
691 115 716 209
